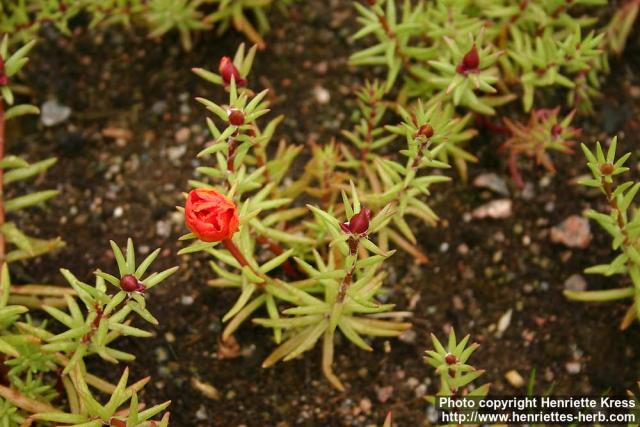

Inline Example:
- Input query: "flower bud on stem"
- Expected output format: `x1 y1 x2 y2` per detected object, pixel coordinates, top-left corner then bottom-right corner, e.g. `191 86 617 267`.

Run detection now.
120 274 145 293
222 238 250 268
456 44 480 74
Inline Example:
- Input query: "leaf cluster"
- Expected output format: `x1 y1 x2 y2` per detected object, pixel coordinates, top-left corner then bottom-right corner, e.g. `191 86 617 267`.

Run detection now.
350 0 607 114
0 38 63 266
0 0 293 50
424 330 490 404
0 240 176 425
566 138 640 330
180 44 454 388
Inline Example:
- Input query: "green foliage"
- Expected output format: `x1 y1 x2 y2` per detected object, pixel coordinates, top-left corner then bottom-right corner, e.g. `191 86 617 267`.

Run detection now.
566 137 640 330
349 0 609 183
146 0 208 51
206 0 296 49
425 330 490 403
0 240 175 425
0 0 293 50
0 36 63 265
34 368 170 427
604 0 640 55
351 0 608 114
180 43 454 388
0 34 174 424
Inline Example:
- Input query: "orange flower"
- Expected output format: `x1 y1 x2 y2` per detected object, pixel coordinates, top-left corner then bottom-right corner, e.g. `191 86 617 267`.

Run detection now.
185 189 239 242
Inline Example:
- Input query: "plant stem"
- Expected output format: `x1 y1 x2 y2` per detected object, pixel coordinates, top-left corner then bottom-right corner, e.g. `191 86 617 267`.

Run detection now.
359 86 378 166
255 235 301 278
375 13 417 76
222 238 250 268
337 251 358 304
321 329 344 391
222 238 276 286
602 177 629 242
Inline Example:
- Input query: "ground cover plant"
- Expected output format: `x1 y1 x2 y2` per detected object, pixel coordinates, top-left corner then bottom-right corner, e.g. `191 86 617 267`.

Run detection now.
0 35 176 425
0 0 293 50
0 0 639 425
350 0 610 184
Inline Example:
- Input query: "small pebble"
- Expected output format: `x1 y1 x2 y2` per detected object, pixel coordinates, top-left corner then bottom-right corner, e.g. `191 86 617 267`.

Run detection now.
313 85 330 104
175 127 191 143
550 215 592 248
41 100 71 126
472 199 512 219
155 347 168 363
376 385 394 403
156 220 172 238
113 206 123 218
566 362 581 375
496 309 513 337
399 329 416 344
167 145 187 162
457 243 469 255
564 274 587 292
473 173 509 196
191 378 220 400
359 398 372 414
195 405 208 420
505 370 525 388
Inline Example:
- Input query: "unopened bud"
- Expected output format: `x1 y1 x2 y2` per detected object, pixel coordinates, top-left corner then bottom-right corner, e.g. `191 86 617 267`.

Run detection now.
445 353 457 365
417 123 434 138
456 44 479 74
600 163 614 175
218 57 246 86
120 274 144 293
228 109 245 126
551 124 563 137
348 208 372 235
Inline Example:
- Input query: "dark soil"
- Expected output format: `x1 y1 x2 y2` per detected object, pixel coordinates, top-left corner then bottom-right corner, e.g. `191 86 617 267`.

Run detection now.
6 0 640 425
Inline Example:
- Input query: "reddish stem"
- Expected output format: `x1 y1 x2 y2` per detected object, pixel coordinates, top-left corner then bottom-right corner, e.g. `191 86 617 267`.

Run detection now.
475 114 509 135
256 236 301 278
508 151 525 189
223 238 268 287
222 238 250 268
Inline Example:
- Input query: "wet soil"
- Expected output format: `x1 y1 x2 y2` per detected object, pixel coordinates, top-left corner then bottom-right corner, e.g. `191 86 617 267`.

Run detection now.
6 0 640 425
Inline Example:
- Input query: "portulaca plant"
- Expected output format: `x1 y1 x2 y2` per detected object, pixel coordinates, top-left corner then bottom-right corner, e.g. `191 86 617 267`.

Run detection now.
565 137 640 330
177 43 466 389
0 36 176 426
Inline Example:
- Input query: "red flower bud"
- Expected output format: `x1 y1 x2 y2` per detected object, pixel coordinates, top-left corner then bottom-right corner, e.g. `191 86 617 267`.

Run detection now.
445 353 457 365
341 208 372 235
417 123 434 138
228 109 245 126
600 163 614 175
0 57 8 87
218 57 246 87
551 124 563 137
456 44 479 74
120 274 144 293
185 188 239 242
